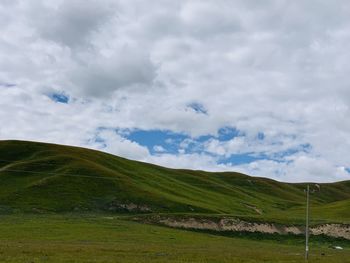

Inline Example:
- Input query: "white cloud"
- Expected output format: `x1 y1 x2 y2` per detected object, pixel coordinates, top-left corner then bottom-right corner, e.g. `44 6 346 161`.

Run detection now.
92 129 149 160
145 152 220 172
28 0 116 48
205 137 246 157
1 0 350 182
232 156 350 183
153 145 166 153
69 46 157 97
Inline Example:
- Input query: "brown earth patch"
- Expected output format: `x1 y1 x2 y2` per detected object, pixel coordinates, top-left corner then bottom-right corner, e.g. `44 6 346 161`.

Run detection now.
154 217 350 240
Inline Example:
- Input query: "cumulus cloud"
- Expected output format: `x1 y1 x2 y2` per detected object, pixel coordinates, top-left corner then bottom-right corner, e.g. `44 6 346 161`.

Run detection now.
92 129 150 160
70 46 157 97
146 152 220 172
232 156 350 183
28 0 116 48
153 145 166 153
1 0 350 182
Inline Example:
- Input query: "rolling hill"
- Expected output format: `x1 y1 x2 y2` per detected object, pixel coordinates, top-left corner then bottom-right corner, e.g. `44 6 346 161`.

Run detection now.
0 140 350 224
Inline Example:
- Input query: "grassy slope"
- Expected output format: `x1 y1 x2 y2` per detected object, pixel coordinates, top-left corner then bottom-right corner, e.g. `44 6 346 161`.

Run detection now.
0 140 350 224
0 214 349 263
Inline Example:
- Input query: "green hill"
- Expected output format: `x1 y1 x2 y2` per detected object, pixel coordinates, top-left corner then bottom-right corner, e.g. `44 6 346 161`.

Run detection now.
0 140 349 224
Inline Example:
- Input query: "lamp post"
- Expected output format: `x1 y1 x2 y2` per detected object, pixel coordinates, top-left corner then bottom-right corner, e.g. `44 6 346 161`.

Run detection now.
304 184 321 261
305 184 310 261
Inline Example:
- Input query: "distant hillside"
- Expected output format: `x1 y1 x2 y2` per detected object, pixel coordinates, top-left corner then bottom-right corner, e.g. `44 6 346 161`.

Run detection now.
0 140 350 224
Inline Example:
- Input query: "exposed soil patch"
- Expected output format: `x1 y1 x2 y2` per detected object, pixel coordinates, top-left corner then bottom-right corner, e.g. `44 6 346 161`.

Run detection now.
149 217 350 240
312 224 350 239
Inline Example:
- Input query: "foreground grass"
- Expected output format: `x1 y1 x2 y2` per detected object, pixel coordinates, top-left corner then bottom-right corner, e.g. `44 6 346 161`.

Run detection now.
0 214 349 263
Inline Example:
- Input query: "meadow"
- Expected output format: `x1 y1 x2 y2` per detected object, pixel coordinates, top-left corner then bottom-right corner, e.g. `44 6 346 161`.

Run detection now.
1 140 350 262
0 214 349 263
1 140 350 225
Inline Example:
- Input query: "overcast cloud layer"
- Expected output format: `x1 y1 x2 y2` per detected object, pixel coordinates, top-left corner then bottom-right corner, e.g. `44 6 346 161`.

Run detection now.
1 0 350 182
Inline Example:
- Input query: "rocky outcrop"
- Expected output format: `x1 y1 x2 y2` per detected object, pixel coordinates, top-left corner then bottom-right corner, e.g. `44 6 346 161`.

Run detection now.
156 217 350 240
311 224 350 239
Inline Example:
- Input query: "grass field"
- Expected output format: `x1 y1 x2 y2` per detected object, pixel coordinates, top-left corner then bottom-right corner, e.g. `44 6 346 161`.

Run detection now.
1 140 350 262
1 140 350 224
0 214 349 263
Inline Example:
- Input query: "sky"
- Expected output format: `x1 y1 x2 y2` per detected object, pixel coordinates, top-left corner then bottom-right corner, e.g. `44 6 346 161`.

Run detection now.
1 0 350 182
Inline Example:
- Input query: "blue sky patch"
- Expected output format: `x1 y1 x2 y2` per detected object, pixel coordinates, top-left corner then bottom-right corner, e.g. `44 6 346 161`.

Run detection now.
218 153 264 165
187 102 208 115
49 93 69 103
257 132 265 140
217 127 241 141
195 134 214 143
271 144 311 160
124 128 244 155
95 127 313 169
126 129 188 154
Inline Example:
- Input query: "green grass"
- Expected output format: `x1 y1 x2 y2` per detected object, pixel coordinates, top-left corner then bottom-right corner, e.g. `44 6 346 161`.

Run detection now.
0 214 349 263
1 140 350 224
1 140 350 262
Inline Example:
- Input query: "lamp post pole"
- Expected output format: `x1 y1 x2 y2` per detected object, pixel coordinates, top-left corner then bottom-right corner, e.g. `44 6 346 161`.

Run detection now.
305 184 310 261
